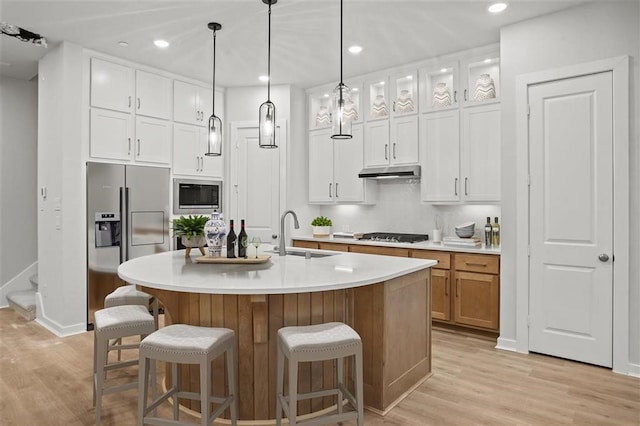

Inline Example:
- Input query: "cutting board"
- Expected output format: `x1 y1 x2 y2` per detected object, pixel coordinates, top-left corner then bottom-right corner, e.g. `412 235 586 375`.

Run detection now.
194 254 271 264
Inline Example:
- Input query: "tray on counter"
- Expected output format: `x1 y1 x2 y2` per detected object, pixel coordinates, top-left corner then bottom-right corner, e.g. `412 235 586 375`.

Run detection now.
194 254 271 264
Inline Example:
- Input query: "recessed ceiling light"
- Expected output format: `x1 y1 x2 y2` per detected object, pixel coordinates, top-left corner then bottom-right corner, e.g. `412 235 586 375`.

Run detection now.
323 93 330 98
406 75 413 80
484 58 492 63
379 81 385 85
348 45 362 54
258 75 269 82
118 41 129 47
154 39 170 48
352 87 358 92
488 2 508 14
441 68 448 73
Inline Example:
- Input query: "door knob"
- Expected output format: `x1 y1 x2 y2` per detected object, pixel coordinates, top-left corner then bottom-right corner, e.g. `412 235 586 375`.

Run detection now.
598 253 609 262
272 234 278 239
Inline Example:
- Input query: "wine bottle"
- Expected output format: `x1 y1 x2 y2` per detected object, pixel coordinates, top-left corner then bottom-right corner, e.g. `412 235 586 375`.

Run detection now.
238 219 248 258
226 220 237 258
484 217 493 248
492 217 500 247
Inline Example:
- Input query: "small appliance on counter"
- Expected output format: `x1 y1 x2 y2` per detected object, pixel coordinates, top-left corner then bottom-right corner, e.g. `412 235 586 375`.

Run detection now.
360 232 429 243
332 231 364 240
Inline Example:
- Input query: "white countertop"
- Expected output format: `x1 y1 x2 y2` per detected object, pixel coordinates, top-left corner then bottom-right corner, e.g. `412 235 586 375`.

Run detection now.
293 235 501 255
117 246 437 295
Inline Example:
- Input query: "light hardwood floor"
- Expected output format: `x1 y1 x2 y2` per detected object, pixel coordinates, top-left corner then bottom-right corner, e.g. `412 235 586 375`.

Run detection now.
0 308 638 425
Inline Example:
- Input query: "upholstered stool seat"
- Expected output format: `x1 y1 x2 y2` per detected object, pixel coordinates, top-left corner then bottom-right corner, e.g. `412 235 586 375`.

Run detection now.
276 322 364 426
93 305 156 426
138 324 238 426
105 284 159 328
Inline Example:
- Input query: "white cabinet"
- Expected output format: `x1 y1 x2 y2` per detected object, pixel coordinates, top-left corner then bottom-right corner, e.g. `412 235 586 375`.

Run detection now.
390 70 418 117
461 104 501 201
420 104 500 203
364 115 418 167
135 117 171 165
90 57 133 113
308 125 375 204
90 108 133 160
173 80 213 127
173 123 223 178
135 70 172 120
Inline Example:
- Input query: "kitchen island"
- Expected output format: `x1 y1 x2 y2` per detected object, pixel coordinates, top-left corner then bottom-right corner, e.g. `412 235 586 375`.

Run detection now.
118 248 436 423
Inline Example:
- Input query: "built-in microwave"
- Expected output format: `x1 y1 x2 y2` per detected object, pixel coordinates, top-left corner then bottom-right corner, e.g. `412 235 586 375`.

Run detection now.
173 179 222 215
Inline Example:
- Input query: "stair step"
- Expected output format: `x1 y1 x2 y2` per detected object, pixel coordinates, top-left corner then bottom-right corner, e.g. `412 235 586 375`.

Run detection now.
7 290 36 321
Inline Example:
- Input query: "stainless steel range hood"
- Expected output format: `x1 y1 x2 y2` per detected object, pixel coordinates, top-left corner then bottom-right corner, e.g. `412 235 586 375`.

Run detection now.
358 165 421 179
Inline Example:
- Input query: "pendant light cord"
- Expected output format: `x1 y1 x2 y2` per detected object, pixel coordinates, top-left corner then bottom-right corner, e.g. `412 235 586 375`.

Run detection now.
339 0 344 86
212 29 216 114
267 3 272 102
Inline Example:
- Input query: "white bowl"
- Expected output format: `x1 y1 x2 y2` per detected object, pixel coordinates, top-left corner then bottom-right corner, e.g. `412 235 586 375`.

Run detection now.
455 228 475 238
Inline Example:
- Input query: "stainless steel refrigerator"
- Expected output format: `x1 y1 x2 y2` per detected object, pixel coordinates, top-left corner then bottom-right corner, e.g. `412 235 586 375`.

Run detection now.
86 162 170 327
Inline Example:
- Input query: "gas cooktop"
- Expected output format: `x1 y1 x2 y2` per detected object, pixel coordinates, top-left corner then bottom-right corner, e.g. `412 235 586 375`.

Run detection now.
361 232 429 244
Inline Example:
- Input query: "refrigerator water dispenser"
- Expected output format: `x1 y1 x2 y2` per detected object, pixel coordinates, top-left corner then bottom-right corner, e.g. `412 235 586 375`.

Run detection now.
94 212 121 248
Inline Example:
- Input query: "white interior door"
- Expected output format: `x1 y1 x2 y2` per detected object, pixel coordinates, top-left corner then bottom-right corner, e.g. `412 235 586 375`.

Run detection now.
528 71 613 367
230 122 282 245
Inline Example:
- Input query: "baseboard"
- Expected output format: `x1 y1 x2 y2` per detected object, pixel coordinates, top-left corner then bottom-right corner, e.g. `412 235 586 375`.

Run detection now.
495 336 518 352
35 291 86 337
0 261 38 307
626 362 640 378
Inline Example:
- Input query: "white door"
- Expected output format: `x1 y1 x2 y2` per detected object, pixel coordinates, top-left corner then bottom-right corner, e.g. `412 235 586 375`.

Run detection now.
528 71 613 367
90 108 133 161
172 123 200 175
421 111 460 202
135 70 171 120
90 57 133 113
364 120 390 167
389 115 419 165
230 122 283 245
308 129 334 203
334 124 365 202
135 116 171 165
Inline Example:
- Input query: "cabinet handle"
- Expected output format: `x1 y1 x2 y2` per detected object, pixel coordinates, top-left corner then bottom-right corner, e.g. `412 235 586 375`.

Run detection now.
199 157 203 171
128 96 131 108
445 276 449 296
329 183 332 198
392 101 396 112
456 278 460 298
465 177 468 196
464 89 468 101
196 156 200 171
137 138 141 156
465 262 487 267
385 144 388 160
454 177 458 196
393 142 397 159
127 137 131 155
335 182 339 198
137 98 141 109
453 90 457 103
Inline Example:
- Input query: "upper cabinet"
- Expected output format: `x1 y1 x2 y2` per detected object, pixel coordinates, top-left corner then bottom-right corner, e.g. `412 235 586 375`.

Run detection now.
365 76 390 122
461 54 500 106
390 70 418 117
135 70 172 120
174 80 213 127
308 82 363 131
90 57 133 113
419 61 460 113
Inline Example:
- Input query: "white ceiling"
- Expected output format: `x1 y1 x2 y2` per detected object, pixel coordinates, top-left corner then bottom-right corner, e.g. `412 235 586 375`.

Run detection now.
1 1 584 89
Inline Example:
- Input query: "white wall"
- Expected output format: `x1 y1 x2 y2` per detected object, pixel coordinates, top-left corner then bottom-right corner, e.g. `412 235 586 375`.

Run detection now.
37 42 86 335
0 76 38 302
500 1 639 368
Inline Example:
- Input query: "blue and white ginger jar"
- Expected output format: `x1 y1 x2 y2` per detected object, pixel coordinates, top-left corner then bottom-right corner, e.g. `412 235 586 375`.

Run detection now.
204 212 227 257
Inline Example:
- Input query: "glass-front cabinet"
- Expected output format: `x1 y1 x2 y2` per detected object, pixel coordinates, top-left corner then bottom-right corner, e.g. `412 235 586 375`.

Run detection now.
462 54 500 106
365 76 390 121
308 82 363 131
390 70 418 117
419 61 459 113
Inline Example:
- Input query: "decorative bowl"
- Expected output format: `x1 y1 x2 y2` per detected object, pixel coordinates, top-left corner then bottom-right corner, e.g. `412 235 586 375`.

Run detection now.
455 222 475 238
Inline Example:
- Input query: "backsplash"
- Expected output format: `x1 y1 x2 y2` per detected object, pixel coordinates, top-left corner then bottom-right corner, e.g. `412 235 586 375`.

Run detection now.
318 179 501 240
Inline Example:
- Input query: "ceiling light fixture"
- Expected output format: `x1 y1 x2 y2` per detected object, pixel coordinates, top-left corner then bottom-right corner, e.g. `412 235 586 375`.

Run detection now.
205 22 222 157
348 45 362 54
258 75 269 82
484 58 492 63
259 0 278 149
118 41 129 47
331 0 352 139
488 2 508 14
154 39 169 48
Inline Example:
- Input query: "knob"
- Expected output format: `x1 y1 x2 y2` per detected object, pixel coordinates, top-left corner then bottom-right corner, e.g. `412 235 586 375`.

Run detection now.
598 253 609 262
272 234 278 239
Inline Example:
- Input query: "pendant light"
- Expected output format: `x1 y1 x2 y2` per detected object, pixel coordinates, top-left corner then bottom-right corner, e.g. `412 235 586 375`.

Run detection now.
330 0 352 139
205 22 222 157
259 0 277 148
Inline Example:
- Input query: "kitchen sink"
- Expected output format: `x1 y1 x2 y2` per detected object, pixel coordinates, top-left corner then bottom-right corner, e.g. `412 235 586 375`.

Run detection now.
268 248 338 258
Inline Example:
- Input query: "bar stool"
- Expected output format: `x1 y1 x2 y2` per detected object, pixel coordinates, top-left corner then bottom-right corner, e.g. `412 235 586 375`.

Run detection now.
276 322 364 426
93 304 156 426
105 284 159 329
138 324 238 426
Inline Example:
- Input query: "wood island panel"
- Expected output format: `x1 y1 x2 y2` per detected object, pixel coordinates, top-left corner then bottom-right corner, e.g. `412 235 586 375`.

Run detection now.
141 267 432 421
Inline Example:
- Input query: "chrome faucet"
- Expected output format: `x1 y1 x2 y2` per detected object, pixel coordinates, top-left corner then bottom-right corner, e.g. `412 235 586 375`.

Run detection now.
279 210 300 256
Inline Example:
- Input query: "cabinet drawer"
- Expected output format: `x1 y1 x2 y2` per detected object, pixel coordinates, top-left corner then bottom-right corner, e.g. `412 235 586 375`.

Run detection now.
293 240 319 250
455 253 499 274
410 250 450 269
318 242 350 252
349 245 409 257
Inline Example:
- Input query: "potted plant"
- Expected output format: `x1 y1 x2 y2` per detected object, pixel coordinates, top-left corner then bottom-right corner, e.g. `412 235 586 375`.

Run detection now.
311 216 332 237
172 215 208 256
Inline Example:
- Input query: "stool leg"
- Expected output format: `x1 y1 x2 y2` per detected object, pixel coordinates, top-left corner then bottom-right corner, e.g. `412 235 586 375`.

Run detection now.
355 348 364 426
200 357 211 426
227 345 238 426
275 345 284 426
336 356 344 416
288 357 298 426
172 363 180 420
138 355 149 426
92 332 97 407
95 333 108 426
